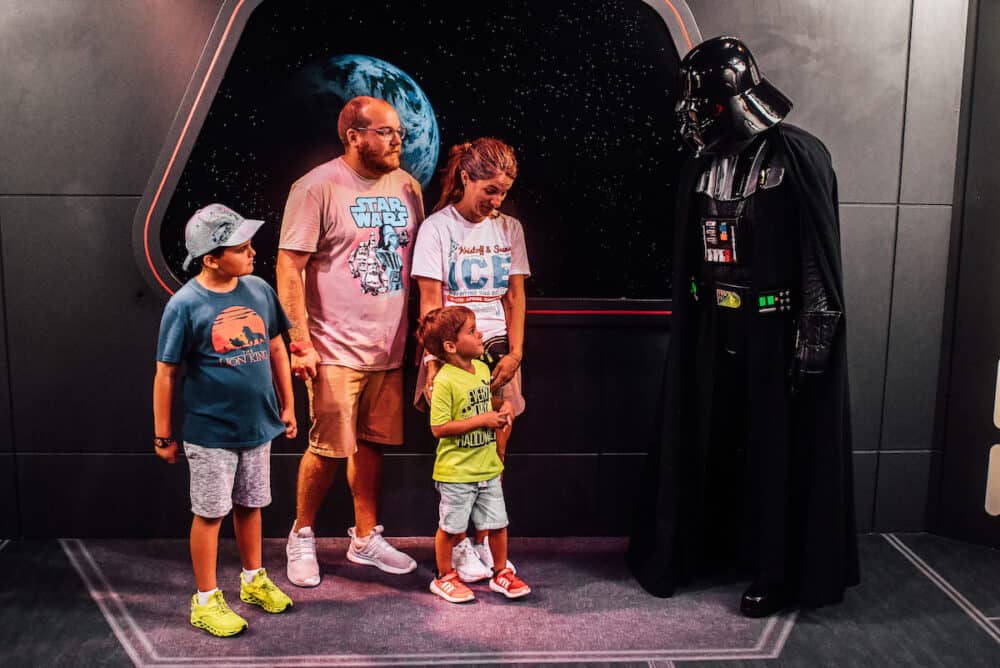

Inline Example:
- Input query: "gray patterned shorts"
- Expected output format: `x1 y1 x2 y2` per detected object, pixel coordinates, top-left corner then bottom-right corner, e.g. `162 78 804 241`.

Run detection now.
184 441 271 518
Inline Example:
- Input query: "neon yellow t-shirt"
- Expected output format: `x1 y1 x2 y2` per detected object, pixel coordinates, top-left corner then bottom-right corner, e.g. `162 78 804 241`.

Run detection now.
430 359 504 482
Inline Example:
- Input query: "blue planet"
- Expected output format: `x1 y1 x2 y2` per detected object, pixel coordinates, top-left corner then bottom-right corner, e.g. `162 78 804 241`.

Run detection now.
297 55 440 189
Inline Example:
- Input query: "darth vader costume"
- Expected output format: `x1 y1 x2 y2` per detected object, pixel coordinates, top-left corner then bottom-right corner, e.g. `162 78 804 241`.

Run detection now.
627 36 859 616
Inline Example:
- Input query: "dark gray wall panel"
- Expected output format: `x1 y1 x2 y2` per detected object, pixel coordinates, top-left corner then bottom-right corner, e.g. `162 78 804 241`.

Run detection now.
373 453 438 537
17 453 190 538
504 454 601 536
853 451 877 533
0 454 16 536
0 0 222 194
1 197 163 453
600 327 669 454
840 205 895 451
595 453 644 535
900 0 969 204
689 0 911 203
516 328 605 454
882 205 951 450
874 451 933 531
0 214 10 452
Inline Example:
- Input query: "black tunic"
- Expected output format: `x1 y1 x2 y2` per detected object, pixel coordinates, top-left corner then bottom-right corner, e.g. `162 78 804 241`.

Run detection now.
627 124 859 608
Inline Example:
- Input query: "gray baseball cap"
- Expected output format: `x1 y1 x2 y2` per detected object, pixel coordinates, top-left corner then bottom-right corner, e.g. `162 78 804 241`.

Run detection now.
182 203 265 270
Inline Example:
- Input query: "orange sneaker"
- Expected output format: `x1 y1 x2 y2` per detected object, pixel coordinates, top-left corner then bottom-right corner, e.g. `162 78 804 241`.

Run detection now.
489 567 531 599
430 570 475 603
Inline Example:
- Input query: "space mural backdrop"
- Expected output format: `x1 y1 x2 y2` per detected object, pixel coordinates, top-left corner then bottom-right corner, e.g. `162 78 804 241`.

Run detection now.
160 0 685 298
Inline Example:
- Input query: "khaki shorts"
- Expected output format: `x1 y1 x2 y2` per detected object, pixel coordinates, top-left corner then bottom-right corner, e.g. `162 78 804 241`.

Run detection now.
306 365 404 458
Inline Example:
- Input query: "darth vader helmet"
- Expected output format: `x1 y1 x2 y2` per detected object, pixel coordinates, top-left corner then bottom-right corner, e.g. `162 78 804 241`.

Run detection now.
675 36 792 155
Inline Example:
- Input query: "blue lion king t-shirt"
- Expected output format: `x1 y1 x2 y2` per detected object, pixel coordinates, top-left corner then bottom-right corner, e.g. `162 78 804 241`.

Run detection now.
156 275 291 448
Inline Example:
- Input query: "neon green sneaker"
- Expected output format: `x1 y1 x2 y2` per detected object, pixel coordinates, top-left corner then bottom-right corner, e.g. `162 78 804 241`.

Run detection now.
190 590 248 637
239 568 293 613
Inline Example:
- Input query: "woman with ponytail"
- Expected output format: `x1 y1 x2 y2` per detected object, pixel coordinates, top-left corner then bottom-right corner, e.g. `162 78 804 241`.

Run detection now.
411 137 530 582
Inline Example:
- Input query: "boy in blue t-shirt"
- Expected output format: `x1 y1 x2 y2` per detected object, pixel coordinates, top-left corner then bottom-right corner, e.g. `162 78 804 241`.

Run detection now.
153 204 297 637
416 305 531 603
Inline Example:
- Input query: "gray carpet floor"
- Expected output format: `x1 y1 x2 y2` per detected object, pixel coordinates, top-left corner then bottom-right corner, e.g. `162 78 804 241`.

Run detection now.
1 534 998 667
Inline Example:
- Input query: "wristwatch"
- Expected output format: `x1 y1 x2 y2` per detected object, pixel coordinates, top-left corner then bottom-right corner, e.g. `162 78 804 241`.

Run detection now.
153 436 176 449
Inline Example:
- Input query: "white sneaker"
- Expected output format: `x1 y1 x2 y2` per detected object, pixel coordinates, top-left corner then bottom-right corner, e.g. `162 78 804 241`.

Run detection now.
451 538 491 583
474 536 516 574
346 525 417 574
286 525 320 587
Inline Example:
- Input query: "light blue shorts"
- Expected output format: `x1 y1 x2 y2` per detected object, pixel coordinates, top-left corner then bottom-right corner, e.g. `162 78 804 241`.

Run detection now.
435 476 509 534
184 441 271 518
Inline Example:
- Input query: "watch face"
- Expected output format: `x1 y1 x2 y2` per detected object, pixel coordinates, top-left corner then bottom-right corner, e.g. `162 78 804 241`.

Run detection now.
138 0 688 300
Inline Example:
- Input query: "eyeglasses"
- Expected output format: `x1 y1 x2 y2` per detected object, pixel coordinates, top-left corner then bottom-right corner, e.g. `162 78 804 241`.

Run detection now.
352 126 407 140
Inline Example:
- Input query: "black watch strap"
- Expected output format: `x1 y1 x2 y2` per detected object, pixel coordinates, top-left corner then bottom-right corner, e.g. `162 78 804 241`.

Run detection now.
153 436 176 449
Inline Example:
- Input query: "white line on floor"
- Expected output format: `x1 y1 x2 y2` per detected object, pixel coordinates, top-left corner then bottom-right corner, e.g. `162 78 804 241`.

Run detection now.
884 534 1000 644
0 539 9 553
60 539 145 667
76 539 162 659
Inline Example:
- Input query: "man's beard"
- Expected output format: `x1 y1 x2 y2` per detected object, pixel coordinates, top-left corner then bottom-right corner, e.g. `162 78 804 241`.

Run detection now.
358 143 401 175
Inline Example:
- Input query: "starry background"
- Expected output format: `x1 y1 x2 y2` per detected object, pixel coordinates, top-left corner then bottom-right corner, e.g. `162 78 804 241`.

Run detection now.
161 0 687 298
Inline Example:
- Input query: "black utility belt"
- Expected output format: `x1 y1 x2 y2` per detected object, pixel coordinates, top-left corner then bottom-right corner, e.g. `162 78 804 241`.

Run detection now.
693 280 793 315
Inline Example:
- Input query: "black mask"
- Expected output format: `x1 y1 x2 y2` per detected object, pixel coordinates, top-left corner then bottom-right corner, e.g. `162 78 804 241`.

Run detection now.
675 36 792 155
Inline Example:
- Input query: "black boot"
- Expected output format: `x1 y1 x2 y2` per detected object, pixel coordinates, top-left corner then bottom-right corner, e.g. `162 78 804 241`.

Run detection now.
740 580 788 618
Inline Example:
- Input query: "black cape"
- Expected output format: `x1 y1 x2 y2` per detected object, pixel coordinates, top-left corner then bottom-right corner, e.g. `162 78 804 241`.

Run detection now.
626 124 860 607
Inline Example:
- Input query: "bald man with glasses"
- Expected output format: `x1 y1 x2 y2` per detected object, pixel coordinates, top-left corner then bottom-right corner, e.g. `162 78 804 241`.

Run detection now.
277 96 424 587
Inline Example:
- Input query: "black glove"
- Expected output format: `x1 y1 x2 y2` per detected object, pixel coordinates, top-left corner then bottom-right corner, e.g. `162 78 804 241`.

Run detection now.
790 310 841 393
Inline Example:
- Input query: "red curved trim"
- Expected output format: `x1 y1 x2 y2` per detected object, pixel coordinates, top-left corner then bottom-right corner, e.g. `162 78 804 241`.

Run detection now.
527 309 671 316
662 0 693 51
142 0 248 296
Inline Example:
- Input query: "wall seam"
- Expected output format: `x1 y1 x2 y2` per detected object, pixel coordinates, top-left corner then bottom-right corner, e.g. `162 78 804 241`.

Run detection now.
840 202 953 208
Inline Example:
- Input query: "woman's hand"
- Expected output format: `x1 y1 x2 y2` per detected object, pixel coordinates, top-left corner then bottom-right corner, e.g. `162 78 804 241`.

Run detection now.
490 355 520 393
423 359 442 404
